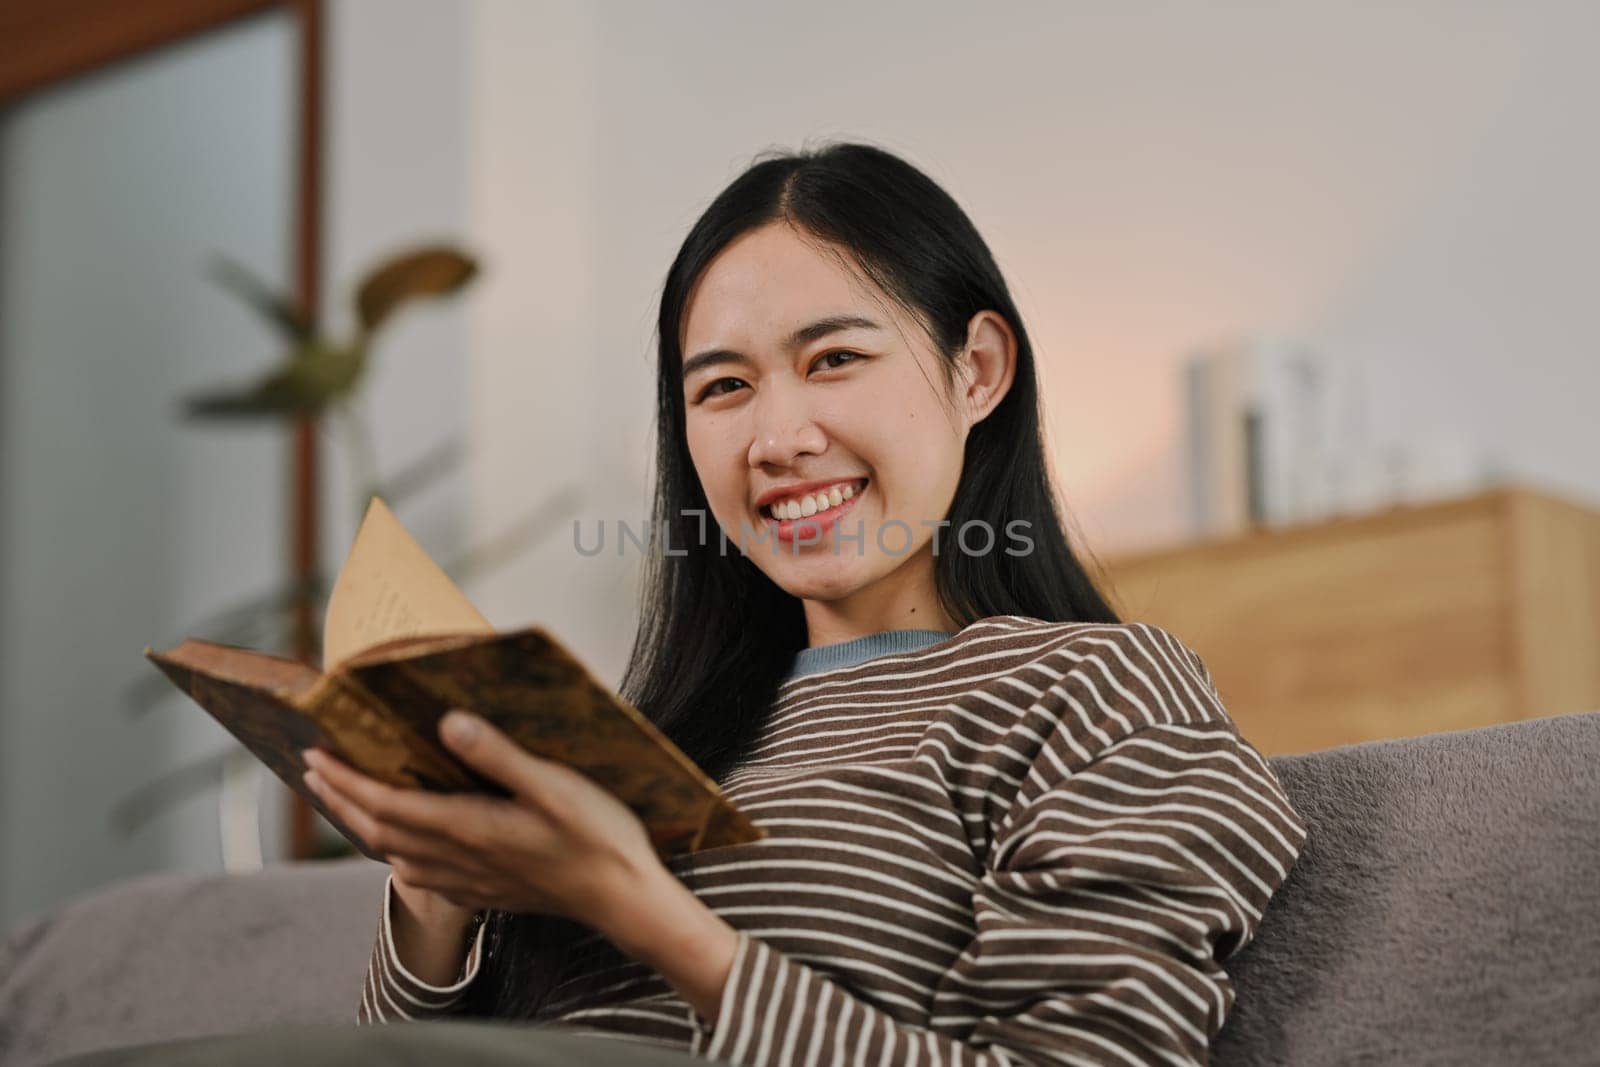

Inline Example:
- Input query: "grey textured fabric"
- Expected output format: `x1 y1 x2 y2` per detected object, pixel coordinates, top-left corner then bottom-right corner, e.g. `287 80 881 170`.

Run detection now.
0 856 390 1066
1214 707 1600 1065
2 708 1597 1067
41 1022 701 1066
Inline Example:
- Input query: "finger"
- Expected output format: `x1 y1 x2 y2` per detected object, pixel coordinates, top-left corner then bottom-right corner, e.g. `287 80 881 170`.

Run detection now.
386 855 487 906
303 748 476 839
438 710 562 811
304 767 464 864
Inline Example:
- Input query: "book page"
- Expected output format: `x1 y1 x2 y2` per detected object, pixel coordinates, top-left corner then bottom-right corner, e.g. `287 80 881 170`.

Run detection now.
322 496 494 671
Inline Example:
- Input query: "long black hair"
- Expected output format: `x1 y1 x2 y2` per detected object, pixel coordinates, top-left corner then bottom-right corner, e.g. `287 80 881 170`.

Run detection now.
458 140 1122 1021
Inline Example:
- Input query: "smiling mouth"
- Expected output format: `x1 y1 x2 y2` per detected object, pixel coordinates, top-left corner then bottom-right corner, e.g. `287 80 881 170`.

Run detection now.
760 478 869 522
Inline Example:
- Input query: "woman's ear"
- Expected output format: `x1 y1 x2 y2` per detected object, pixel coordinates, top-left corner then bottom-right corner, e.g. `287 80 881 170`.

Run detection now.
958 310 1018 427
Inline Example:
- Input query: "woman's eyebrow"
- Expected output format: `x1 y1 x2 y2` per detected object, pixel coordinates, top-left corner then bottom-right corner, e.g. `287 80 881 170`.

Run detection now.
683 314 884 380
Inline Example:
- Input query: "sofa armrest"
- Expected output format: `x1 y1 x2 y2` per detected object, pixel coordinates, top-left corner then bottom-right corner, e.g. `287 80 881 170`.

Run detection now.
0 857 388 1066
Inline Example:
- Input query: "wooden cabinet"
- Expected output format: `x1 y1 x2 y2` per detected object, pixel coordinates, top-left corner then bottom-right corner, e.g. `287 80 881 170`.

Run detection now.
1096 486 1600 755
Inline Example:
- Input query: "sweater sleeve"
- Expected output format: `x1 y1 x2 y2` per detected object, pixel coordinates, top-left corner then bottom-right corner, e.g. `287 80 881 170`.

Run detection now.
686 629 1308 1066
355 872 489 1024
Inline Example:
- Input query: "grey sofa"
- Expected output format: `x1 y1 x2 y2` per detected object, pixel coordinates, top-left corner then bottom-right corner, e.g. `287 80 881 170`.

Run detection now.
3 709 1598 1066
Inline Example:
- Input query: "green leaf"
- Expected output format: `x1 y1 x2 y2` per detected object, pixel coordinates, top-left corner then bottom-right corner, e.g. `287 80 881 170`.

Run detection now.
180 342 365 420
179 374 324 419
207 254 313 343
356 245 479 334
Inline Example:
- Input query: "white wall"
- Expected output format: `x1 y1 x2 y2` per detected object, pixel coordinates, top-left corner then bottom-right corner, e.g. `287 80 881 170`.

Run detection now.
321 0 635 693
462 0 636 686
320 0 473 570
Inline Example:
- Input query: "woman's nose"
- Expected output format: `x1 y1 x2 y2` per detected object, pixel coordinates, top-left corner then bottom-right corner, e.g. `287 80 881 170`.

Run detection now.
746 385 827 468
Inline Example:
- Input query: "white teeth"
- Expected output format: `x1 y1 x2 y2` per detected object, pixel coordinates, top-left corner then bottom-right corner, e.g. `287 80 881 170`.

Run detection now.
767 479 863 520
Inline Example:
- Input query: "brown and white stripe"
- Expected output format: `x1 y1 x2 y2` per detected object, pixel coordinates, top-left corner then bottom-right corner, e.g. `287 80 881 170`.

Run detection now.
357 871 488 1023
356 617 1308 1066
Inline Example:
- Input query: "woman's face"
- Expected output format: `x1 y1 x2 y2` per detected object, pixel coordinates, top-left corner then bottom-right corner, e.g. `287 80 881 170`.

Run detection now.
680 222 1007 617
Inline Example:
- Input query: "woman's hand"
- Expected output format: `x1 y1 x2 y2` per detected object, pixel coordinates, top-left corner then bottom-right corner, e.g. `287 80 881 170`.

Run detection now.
300 709 664 936
389 867 476 926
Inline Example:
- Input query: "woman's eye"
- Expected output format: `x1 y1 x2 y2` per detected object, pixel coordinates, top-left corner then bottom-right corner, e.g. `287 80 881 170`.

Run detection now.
698 378 745 401
814 350 861 372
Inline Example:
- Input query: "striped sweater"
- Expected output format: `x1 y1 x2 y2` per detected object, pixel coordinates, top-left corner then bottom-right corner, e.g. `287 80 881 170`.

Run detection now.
356 616 1309 1066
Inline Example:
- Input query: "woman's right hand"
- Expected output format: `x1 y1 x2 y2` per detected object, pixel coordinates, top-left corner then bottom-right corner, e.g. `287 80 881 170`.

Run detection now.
384 869 484 989
300 747 484 988
391 869 480 929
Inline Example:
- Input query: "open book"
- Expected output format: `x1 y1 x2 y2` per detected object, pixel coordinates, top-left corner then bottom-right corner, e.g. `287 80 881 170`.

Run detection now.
144 496 763 861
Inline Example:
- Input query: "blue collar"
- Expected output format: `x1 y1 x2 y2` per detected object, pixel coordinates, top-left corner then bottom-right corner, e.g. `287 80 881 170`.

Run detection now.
783 629 956 683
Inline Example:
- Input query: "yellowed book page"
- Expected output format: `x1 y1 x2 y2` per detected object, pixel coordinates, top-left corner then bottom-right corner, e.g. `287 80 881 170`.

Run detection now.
322 496 494 671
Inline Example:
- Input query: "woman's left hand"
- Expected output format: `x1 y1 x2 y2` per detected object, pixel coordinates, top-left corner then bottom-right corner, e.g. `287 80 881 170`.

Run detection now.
300 708 664 934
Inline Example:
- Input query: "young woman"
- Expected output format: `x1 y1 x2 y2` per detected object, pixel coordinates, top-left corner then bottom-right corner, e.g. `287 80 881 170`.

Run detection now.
304 141 1308 1065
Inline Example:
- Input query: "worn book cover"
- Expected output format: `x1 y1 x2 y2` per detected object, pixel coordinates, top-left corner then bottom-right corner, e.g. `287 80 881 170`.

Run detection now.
144 496 763 861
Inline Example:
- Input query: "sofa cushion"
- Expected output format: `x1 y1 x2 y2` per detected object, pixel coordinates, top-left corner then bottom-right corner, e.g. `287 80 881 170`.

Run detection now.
1215 707 1600 1065
0 855 389 1065
42 1021 702 1066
